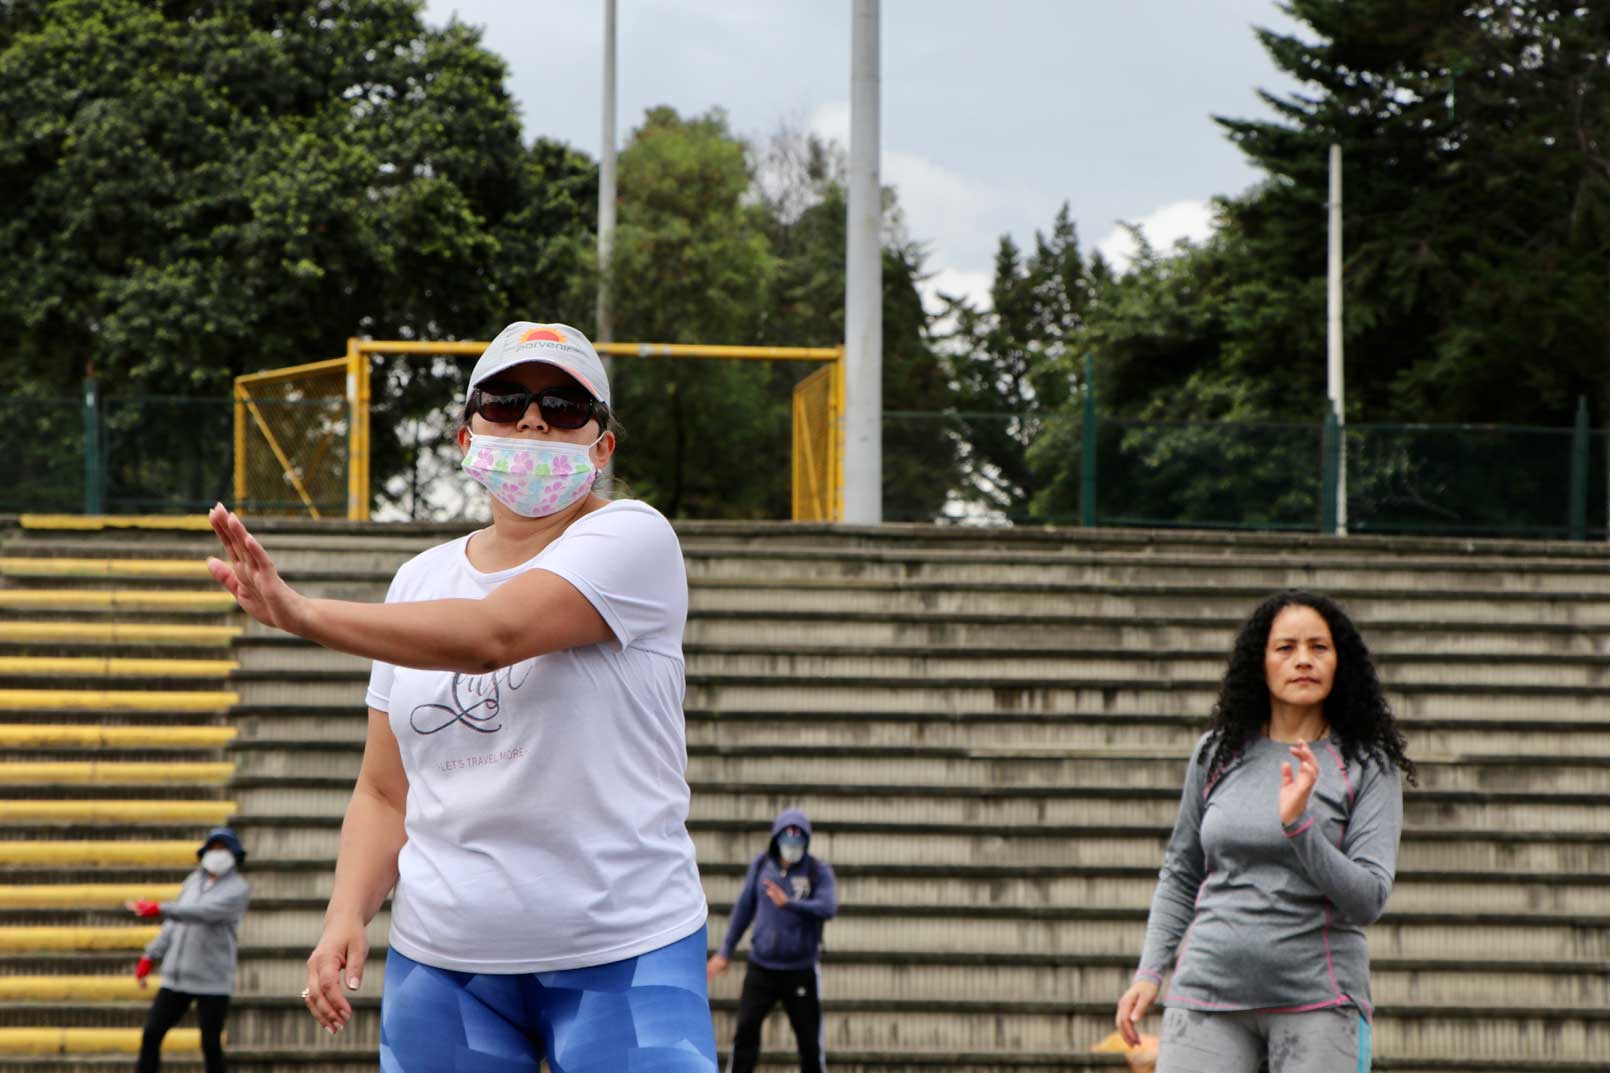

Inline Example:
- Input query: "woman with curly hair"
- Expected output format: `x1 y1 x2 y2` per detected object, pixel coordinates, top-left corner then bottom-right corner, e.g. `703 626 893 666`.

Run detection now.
1114 590 1415 1072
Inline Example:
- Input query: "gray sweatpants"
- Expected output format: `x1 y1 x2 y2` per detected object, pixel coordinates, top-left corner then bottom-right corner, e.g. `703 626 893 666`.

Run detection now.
1156 1006 1371 1073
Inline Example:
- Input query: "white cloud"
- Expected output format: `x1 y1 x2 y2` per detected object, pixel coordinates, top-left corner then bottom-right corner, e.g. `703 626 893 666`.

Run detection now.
807 101 1010 315
1097 200 1217 273
807 101 851 146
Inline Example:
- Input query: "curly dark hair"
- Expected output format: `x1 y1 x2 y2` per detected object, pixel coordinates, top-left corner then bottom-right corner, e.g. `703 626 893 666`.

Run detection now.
1200 590 1417 786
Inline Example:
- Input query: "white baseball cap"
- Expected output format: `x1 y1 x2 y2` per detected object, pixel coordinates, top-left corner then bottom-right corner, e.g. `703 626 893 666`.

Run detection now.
466 322 611 407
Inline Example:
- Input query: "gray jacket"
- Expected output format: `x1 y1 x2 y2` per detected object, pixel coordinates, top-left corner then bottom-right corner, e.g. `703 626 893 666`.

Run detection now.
143 868 251 996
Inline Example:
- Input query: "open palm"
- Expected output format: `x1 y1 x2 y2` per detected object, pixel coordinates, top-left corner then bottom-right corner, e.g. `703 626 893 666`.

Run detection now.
205 503 305 633
1279 740 1321 827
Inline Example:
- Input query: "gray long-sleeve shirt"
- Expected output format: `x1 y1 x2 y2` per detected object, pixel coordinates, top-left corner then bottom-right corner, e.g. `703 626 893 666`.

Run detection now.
143 868 251 996
1135 732 1403 1019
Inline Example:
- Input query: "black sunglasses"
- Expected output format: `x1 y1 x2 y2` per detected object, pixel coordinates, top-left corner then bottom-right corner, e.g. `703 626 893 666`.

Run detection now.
469 385 608 429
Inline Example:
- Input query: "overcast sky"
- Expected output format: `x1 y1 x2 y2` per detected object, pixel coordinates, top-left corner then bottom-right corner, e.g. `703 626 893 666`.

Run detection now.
421 0 1307 311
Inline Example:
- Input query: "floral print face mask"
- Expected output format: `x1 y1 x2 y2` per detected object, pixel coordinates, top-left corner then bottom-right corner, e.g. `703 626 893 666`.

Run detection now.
461 432 603 518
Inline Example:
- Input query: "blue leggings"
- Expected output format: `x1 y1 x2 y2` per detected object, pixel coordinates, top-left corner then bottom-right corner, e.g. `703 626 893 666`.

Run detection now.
380 926 718 1073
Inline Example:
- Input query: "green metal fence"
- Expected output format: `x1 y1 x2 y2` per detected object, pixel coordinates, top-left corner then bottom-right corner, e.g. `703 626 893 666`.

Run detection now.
7 385 1608 541
1 387 234 515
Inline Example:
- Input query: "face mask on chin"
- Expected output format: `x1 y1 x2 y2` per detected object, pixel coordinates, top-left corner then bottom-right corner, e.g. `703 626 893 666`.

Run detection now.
200 849 236 876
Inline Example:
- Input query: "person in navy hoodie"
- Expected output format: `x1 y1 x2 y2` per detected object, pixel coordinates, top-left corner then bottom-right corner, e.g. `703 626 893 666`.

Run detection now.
708 808 837 1073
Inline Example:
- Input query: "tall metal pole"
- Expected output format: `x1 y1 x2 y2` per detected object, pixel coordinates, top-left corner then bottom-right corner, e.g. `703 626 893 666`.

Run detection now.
842 0 883 524
596 0 617 345
1326 143 1346 534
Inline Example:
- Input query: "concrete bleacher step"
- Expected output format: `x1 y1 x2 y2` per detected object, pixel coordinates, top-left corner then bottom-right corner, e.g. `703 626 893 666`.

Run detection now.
0 996 1602 1064
222 776 1610 834
20 539 1610 591
224 670 1610 722
3 897 1601 977
0 1027 201 1056
229 635 1610 693
220 703 1610 760
6 517 1610 1071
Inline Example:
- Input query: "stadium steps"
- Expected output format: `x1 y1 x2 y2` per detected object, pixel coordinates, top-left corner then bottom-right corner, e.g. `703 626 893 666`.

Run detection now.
0 523 237 1067
4 515 1610 1070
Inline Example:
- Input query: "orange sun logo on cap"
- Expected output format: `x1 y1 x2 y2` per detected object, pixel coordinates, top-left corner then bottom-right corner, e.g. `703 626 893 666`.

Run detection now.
520 326 566 344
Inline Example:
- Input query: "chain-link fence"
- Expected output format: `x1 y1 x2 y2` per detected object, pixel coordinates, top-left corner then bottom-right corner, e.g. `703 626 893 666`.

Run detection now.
8 385 1608 541
882 411 1610 540
0 393 235 514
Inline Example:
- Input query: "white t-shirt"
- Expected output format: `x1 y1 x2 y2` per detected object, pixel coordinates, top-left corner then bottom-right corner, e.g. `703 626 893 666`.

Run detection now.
364 500 706 973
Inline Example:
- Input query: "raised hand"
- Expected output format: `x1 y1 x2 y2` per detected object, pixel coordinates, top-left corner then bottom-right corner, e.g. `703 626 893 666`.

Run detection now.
206 503 308 634
1279 739 1321 827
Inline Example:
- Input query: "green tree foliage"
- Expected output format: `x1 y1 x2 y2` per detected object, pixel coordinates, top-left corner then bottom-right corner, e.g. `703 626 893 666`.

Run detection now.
942 204 1108 521
1019 2 1610 534
602 115 956 521
751 127 957 522
1088 0 1610 426
0 0 594 510
598 106 779 518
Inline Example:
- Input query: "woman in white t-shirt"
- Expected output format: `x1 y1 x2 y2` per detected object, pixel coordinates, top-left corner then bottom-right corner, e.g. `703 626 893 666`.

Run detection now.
204 322 716 1073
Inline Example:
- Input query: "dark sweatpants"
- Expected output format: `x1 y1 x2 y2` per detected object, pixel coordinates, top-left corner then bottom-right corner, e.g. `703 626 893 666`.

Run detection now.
137 987 230 1073
728 964 822 1073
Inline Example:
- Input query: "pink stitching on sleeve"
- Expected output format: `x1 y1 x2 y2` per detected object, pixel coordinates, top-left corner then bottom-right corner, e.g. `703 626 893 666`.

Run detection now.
1321 742 1354 806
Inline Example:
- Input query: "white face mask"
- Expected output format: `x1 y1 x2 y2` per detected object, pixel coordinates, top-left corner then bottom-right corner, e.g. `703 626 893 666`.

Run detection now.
778 840 805 866
201 849 236 876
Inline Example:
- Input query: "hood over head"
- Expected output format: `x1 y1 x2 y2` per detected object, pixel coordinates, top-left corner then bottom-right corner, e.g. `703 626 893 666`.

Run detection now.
769 807 811 857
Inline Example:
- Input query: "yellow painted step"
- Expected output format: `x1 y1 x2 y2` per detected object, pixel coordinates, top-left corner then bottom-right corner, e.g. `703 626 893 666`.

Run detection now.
0 801 236 824
0 690 238 713
0 842 201 867
20 514 212 533
0 975 170 1000
0 884 180 909
0 762 234 785
0 591 234 613
0 558 210 579
0 657 238 678
0 725 236 749
0 926 160 951
0 622 241 646
0 1026 200 1054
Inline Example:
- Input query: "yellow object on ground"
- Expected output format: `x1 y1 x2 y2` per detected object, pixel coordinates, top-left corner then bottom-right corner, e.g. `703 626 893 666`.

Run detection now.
0 725 237 748
0 590 234 611
0 975 168 1000
0 558 211 579
0 884 180 908
0 841 197 867
0 690 238 712
0 926 160 950
0 657 238 678
19 515 212 532
0 1027 201 1053
0 800 236 824
0 623 240 646
0 761 234 785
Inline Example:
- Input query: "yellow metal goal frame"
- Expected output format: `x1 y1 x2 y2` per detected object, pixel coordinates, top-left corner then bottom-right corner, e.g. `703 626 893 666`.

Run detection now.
234 339 844 522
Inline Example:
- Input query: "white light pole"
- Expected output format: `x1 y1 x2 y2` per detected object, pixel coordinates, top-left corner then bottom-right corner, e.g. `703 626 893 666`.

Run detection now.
596 0 617 346
1327 143 1346 533
842 0 883 524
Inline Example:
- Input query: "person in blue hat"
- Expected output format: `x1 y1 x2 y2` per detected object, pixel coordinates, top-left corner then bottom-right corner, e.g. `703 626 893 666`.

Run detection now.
709 808 838 1073
127 826 251 1073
